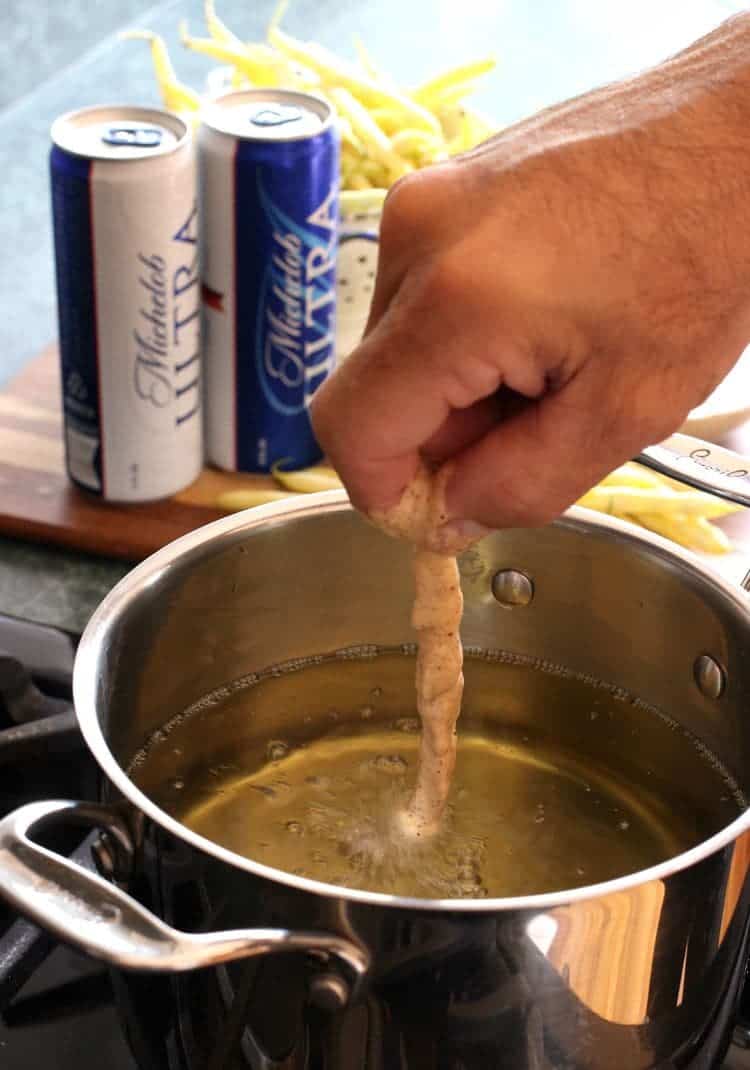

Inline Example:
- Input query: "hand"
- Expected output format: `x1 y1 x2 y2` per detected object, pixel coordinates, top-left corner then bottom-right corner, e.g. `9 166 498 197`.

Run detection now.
311 14 750 532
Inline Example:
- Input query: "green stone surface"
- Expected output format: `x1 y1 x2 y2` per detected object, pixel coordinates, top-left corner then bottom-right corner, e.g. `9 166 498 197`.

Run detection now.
0 535 129 635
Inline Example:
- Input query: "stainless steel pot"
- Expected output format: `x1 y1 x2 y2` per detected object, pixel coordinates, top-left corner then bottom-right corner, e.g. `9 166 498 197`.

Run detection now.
2 434 750 1069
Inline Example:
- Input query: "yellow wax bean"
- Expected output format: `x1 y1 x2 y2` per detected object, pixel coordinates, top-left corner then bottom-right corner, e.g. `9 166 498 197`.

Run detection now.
354 35 392 86
389 160 415 182
268 25 441 135
271 463 343 493
576 486 740 519
268 0 289 33
230 67 250 89
633 513 732 554
122 31 202 115
217 489 296 512
412 58 496 106
336 116 364 153
339 188 387 214
329 89 391 155
463 106 496 139
368 108 404 135
248 43 321 89
429 81 487 109
598 463 668 489
601 461 707 495
204 0 244 47
447 108 497 154
438 104 465 142
329 88 405 174
391 129 445 158
447 132 470 155
362 157 394 186
683 516 734 554
454 106 496 151
347 173 374 190
340 144 360 169
180 24 282 86
446 123 470 155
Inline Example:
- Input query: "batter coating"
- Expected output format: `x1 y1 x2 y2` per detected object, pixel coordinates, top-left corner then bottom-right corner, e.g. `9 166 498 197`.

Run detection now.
372 463 477 837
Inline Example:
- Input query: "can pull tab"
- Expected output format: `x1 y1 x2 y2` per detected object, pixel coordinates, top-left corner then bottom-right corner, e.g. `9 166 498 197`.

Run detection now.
249 104 303 129
102 125 164 149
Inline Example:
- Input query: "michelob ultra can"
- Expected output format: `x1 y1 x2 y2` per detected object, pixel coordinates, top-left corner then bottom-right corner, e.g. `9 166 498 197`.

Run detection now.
199 89 339 472
50 105 202 501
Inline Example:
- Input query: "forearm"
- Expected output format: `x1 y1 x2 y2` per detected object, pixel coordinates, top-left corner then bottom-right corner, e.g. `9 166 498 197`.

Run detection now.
467 11 750 154
466 13 750 300
635 12 750 331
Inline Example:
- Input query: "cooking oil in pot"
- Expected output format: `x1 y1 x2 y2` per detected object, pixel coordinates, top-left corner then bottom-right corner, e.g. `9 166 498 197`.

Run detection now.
129 647 745 899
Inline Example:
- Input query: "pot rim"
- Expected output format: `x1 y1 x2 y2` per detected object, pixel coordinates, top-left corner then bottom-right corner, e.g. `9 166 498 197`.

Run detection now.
73 491 750 913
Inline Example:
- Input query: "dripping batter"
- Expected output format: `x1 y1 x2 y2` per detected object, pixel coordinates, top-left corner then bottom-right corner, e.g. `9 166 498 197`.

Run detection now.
372 463 478 837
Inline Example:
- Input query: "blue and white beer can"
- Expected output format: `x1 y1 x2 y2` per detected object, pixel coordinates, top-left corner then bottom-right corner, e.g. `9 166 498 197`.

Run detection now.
199 89 340 472
50 106 202 502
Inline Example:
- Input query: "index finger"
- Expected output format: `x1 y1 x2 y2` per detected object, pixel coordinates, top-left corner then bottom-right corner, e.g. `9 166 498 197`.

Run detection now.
310 263 537 513
311 293 457 511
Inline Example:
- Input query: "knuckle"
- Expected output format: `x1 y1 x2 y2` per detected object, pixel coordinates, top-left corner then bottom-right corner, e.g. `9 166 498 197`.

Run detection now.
380 165 455 249
380 172 427 242
647 398 692 444
606 363 692 453
642 416 679 449
385 166 438 213
421 253 470 307
612 402 683 457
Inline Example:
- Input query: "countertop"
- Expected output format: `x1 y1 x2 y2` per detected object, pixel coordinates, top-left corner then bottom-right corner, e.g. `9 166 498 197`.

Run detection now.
0 0 747 633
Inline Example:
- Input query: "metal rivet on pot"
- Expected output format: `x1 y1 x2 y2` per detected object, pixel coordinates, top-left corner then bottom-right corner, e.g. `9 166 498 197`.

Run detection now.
308 972 349 1013
694 654 726 700
492 570 534 608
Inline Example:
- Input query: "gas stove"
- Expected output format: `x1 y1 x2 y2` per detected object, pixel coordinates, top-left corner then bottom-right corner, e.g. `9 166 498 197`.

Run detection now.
0 613 153 1070
0 609 749 1070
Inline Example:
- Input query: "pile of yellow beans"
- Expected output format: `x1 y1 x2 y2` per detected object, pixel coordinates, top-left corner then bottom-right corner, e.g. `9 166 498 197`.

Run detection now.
218 461 738 555
125 0 498 213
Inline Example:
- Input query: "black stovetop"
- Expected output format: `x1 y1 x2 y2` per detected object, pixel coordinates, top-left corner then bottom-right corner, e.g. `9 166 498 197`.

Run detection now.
0 610 748 1070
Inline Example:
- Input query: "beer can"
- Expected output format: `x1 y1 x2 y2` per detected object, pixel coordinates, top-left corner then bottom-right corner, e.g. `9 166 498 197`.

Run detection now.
50 106 202 502
199 89 339 473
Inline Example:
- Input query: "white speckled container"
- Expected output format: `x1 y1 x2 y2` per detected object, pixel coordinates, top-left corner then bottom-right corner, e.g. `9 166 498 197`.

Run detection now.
335 202 381 362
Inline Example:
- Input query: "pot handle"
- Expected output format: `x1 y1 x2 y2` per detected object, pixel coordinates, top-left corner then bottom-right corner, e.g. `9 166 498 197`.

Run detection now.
637 433 750 507
0 799 369 1003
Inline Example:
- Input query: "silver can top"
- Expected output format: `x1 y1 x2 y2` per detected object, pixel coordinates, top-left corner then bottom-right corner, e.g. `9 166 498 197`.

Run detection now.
202 88 333 142
51 105 189 161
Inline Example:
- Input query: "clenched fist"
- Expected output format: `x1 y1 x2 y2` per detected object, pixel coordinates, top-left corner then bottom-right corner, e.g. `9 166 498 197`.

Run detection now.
312 13 750 538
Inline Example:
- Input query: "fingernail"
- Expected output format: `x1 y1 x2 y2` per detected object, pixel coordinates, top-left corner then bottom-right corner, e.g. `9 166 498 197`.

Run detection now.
428 519 492 554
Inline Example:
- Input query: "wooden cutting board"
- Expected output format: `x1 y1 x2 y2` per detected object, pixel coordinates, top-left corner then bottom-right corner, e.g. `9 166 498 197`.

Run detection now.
5 344 750 565
0 345 276 561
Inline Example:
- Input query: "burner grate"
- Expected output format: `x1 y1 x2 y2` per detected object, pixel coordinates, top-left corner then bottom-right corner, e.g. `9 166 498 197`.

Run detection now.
0 641 80 765
0 613 166 1070
0 616 99 1015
